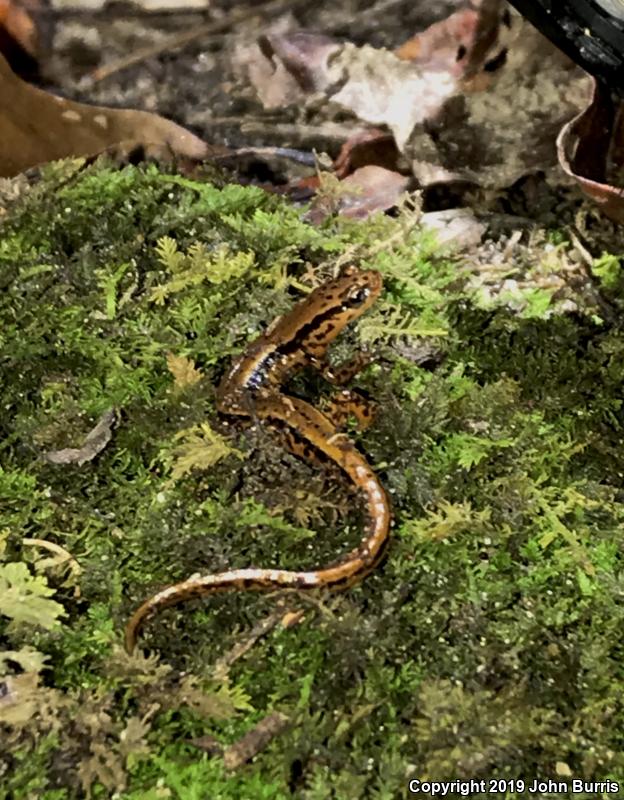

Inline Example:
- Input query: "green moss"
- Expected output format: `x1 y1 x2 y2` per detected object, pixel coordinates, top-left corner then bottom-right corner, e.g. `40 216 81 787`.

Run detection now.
1 163 624 798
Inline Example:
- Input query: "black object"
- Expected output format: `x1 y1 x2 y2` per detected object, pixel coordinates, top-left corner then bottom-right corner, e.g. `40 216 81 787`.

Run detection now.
508 0 624 88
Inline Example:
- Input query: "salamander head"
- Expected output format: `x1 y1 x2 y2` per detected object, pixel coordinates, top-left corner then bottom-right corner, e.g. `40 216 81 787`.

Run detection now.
274 265 382 357
329 265 382 319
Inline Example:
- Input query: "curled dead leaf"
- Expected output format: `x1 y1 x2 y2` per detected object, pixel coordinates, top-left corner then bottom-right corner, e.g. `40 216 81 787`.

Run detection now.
43 409 116 466
190 734 224 757
557 78 624 224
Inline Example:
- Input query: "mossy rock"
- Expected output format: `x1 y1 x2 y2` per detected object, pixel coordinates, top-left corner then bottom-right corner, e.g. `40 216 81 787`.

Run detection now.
1 162 623 799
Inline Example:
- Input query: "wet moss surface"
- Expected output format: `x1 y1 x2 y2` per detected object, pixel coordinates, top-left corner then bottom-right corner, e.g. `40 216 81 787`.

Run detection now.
1 163 624 799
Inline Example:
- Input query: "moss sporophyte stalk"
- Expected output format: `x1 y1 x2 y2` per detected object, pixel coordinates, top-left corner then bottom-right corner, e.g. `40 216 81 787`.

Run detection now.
1 164 624 797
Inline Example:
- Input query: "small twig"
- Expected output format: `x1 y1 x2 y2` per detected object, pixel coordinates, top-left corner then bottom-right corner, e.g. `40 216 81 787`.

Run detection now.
368 0 415 19
569 227 618 324
87 0 307 84
34 5 211 19
214 146 317 167
190 710 291 768
212 602 305 678
22 538 81 574
198 117 375 145
223 711 291 769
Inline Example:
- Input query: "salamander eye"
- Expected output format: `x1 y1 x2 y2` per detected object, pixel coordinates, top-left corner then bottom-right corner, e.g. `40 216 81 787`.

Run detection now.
345 287 370 307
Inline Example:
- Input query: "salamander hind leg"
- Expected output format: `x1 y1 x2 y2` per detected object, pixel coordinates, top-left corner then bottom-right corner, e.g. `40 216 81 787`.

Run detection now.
321 389 376 431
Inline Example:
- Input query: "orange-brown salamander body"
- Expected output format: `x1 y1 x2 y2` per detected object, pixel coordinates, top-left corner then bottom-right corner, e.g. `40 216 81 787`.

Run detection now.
125 266 390 653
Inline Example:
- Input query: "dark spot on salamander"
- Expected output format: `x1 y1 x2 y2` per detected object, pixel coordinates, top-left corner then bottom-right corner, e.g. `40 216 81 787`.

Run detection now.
275 306 347 359
324 573 357 590
265 417 333 466
240 578 268 590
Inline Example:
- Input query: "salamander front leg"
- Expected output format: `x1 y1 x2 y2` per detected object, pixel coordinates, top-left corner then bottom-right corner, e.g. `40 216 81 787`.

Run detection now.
310 351 373 386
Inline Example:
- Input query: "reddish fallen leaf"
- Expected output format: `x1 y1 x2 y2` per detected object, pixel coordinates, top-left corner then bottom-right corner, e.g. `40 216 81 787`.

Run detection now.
0 52 214 177
398 6 476 75
333 128 401 179
0 0 47 77
396 0 506 84
282 173 320 201
256 129 402 203
557 78 624 224
306 165 410 224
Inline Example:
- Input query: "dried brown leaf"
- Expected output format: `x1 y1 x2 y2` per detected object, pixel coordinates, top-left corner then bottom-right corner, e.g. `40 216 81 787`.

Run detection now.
0 52 212 177
334 128 400 179
396 4 494 77
0 0 47 77
249 13 590 192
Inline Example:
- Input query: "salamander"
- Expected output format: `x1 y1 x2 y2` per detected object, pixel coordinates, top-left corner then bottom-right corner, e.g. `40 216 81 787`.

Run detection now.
125 266 390 653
